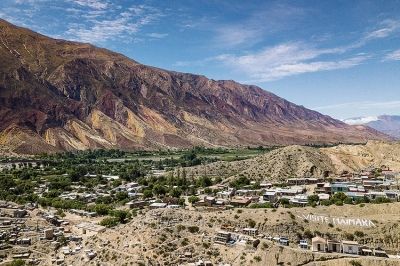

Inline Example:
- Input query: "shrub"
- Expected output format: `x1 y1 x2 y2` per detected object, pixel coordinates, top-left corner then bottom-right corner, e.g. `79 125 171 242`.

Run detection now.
373 197 391 204
279 198 290 205
354 231 364 238
7 259 25 266
349 260 362 266
99 217 119 228
187 226 200 233
303 229 313 239
253 239 260 248
250 203 273 208
321 200 332 206
334 200 343 206
344 197 353 205
248 219 256 228
188 196 200 204
307 195 319 204
343 232 355 241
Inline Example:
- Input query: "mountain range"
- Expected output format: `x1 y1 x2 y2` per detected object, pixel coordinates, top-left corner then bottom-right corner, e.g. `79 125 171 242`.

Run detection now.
0 19 391 155
344 115 400 139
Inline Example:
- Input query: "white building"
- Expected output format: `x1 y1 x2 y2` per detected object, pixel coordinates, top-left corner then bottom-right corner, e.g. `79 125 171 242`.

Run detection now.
342 240 359 254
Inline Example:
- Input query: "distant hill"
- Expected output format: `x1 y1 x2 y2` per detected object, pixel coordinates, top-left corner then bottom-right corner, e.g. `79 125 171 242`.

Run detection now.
0 19 391 155
344 115 400 139
183 141 400 182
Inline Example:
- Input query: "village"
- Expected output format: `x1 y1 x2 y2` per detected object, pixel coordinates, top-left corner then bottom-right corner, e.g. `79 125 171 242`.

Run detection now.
0 156 399 265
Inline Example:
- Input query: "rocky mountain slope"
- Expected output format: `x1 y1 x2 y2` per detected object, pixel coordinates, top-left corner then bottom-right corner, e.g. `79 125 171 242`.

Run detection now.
184 141 400 181
344 115 400 139
322 141 400 173
0 19 391 154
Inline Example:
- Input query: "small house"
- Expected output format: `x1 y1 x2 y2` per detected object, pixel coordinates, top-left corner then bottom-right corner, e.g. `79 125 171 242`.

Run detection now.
229 197 251 207
214 231 231 244
242 228 258 237
299 239 308 249
373 248 388 257
312 236 327 252
290 194 308 206
331 183 350 194
263 191 277 202
341 240 359 255
279 237 289 246
149 202 167 209
327 239 341 253
360 247 373 256
204 196 216 206
13 209 27 218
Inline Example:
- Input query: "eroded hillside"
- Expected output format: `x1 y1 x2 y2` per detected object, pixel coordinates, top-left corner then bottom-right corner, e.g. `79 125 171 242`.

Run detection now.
183 141 400 181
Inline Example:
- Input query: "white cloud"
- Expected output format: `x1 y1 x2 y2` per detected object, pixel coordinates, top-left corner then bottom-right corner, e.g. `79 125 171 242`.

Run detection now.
71 0 109 10
177 18 400 82
364 19 400 41
384 49 400 61
213 43 369 82
65 5 163 43
315 101 400 111
147 32 168 39
212 3 305 48
343 116 379 125
14 0 49 3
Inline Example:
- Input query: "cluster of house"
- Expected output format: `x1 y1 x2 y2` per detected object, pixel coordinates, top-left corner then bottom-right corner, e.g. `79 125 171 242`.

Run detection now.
200 168 400 208
186 259 231 266
0 203 32 255
212 224 391 259
314 179 400 202
33 174 129 203
0 205 68 262
136 169 399 210
310 236 388 257
0 205 103 263
214 225 283 245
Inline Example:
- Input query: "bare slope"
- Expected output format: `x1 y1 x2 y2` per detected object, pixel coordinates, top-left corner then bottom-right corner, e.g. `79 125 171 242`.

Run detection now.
322 140 400 173
0 19 391 154
184 141 400 181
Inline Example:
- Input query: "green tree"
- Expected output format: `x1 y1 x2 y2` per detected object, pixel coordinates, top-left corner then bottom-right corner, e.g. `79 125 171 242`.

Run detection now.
197 176 212 187
115 192 129 201
153 184 167 196
308 195 319 204
99 217 119 228
93 204 111 215
169 187 182 198
7 259 25 266
110 210 132 223
143 189 153 198
188 196 200 204
248 219 256 228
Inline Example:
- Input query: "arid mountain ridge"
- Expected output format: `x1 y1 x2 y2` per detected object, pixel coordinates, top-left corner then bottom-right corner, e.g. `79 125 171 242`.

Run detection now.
0 19 391 155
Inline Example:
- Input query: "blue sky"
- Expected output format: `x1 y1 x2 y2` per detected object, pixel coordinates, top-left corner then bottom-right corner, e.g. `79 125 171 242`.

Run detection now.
0 0 399 120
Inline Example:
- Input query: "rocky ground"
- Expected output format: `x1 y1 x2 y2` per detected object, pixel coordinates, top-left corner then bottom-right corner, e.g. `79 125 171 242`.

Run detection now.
58 202 400 265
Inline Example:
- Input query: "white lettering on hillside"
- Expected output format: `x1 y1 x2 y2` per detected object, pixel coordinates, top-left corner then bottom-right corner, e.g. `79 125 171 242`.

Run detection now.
297 214 375 227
